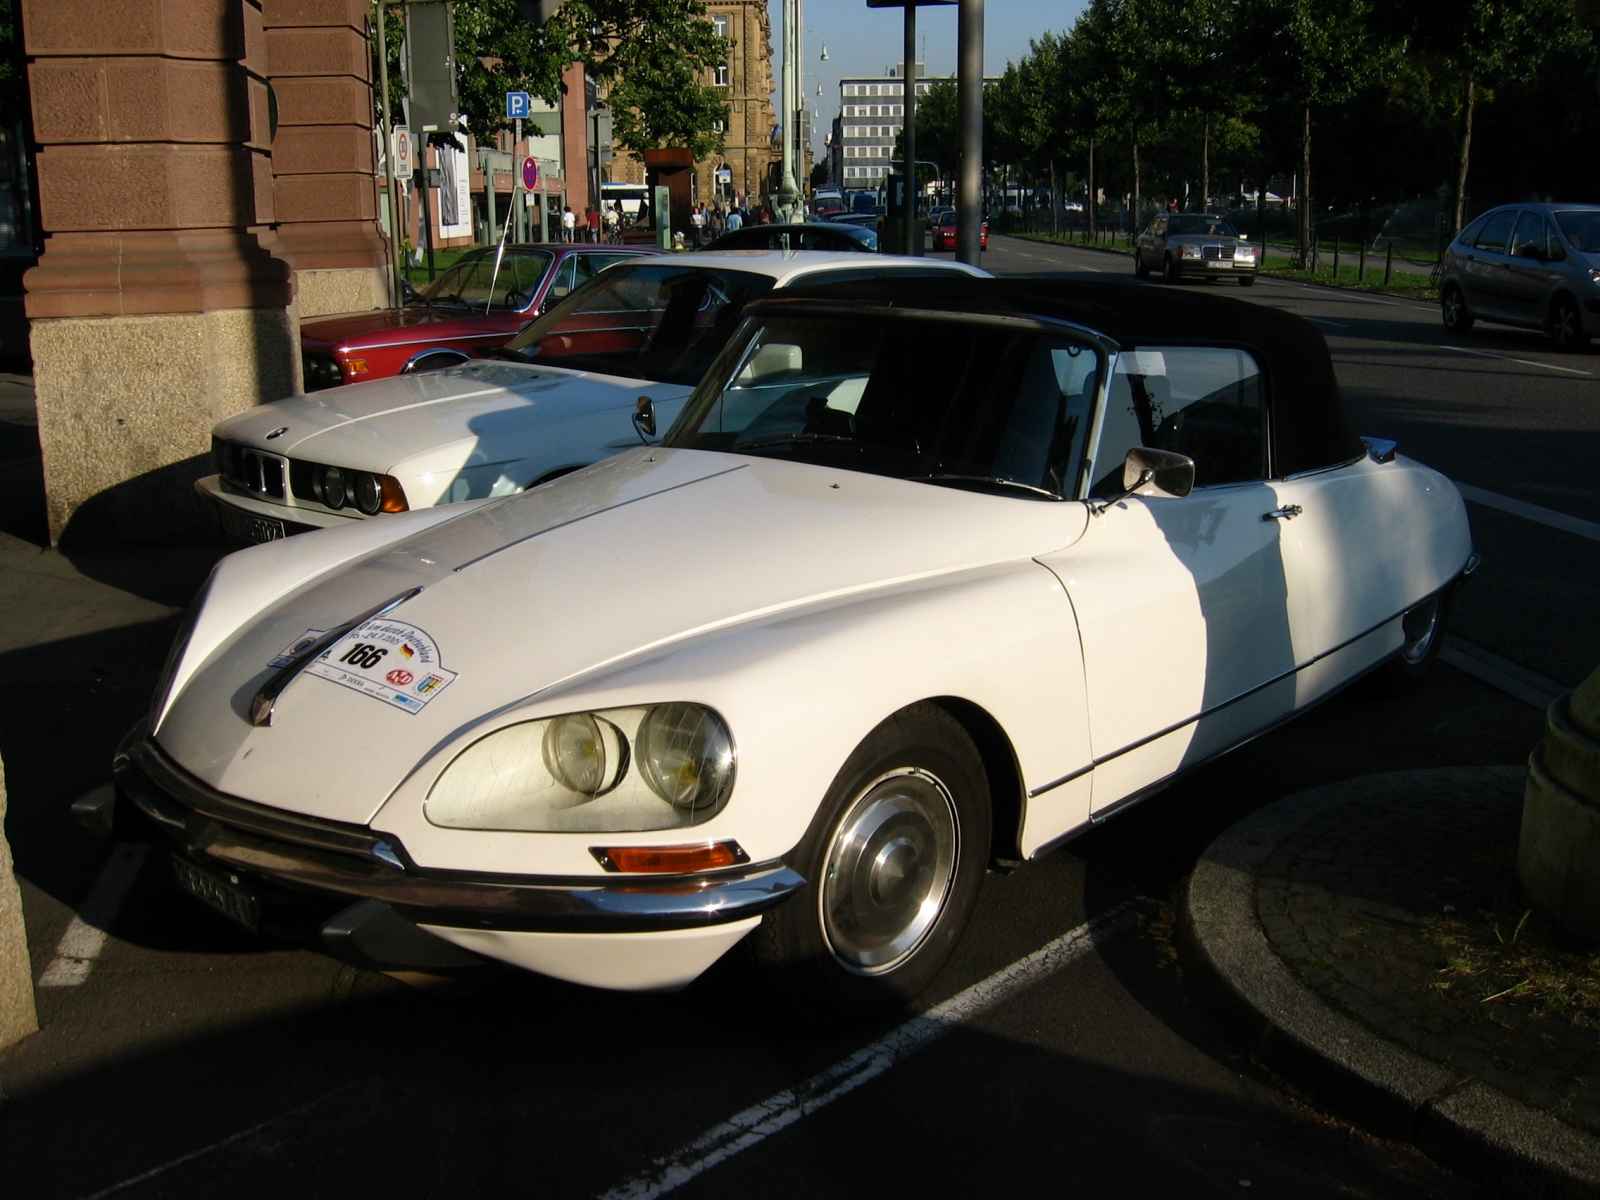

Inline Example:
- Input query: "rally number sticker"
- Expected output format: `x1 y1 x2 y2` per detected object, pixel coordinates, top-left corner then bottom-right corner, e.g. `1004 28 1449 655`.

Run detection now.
304 619 458 714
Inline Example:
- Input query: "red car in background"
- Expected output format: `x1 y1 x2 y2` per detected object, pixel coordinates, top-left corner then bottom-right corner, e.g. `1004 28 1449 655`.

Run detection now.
930 211 988 252
299 243 660 389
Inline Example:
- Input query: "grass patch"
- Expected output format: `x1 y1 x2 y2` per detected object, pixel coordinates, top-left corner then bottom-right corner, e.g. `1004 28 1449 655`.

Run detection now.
1425 845 1600 1029
401 247 476 286
1259 260 1437 301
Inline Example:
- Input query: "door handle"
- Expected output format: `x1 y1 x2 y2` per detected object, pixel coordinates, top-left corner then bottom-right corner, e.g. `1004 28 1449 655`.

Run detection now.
1263 505 1303 521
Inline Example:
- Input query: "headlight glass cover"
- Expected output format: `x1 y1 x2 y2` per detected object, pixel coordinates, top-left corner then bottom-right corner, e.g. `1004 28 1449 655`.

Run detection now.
426 704 735 831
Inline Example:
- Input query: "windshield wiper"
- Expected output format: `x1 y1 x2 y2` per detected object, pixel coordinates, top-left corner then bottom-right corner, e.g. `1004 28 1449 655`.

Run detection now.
911 474 1061 500
732 432 855 451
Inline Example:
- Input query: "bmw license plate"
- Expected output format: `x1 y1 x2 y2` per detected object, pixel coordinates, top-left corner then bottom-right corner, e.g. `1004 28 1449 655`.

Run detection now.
171 855 260 932
218 504 285 544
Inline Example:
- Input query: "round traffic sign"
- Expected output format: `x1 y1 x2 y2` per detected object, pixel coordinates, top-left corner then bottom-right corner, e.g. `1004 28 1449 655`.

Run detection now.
522 157 540 190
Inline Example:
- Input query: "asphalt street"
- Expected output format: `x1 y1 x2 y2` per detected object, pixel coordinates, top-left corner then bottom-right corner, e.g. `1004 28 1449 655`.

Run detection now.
2 236 1596 1197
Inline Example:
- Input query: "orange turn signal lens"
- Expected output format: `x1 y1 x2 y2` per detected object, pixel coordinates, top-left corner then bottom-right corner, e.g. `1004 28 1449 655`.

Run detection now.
378 474 409 512
342 357 370 376
592 841 748 874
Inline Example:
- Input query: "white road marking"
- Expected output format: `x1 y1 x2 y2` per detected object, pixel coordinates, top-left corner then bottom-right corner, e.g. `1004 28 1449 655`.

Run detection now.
1440 636 1564 710
1304 316 1350 328
80 1081 365 1199
597 900 1145 1200
1455 482 1600 544
38 843 150 988
1437 342 1595 376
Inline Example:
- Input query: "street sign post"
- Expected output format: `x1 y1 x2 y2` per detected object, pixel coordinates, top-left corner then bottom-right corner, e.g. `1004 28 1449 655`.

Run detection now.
505 91 530 120
391 126 414 180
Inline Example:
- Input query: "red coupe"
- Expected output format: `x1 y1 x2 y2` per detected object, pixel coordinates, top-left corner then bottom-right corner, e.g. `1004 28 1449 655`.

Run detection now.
299 243 660 389
930 211 988 252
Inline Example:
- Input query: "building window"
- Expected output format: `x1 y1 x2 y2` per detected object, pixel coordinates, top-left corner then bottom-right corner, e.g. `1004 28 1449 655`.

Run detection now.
713 14 728 38
714 62 729 87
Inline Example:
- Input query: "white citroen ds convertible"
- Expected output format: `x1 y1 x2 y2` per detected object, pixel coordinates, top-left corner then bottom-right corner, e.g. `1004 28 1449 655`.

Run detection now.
103 279 1474 1023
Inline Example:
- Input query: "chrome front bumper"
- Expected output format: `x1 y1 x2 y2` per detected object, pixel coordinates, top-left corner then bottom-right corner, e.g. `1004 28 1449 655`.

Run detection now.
111 728 805 935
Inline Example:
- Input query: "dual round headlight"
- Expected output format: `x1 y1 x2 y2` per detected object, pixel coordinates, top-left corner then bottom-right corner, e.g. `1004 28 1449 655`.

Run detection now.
314 464 385 515
427 704 736 832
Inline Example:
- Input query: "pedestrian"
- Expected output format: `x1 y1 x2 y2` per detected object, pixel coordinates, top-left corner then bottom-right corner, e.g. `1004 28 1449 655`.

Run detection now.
587 205 601 243
758 207 772 225
603 202 620 244
561 205 575 243
691 203 706 248
709 206 726 239
726 206 744 232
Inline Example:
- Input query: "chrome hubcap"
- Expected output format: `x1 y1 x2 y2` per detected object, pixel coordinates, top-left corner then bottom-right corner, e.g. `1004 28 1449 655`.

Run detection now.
820 768 958 974
1400 596 1441 665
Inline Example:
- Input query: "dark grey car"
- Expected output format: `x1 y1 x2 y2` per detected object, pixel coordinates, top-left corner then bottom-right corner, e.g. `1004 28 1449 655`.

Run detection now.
1134 213 1259 285
1439 202 1600 350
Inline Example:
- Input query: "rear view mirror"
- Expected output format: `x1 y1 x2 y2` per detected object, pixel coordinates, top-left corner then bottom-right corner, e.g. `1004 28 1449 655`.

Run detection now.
632 395 656 443
1124 447 1195 498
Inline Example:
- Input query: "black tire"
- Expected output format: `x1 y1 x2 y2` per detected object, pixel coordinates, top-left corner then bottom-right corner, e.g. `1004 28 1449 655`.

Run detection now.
1134 250 1149 280
749 703 991 1028
1162 255 1181 285
1371 589 1448 697
1238 274 1256 287
1441 284 1474 335
1551 295 1590 352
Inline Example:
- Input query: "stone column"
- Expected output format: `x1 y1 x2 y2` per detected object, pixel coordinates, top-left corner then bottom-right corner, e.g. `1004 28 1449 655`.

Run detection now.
22 0 297 544
0 754 38 1052
263 0 389 319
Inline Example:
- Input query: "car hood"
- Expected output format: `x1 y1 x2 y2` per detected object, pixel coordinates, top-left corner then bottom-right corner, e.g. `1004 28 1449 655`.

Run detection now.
212 361 682 474
156 448 1088 824
300 305 510 350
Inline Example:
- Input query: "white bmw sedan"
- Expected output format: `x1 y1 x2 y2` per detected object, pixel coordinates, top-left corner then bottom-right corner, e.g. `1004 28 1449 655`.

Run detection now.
198 251 987 545
106 279 1474 1024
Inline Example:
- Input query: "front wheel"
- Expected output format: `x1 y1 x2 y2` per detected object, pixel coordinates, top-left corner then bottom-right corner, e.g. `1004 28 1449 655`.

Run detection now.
1441 284 1474 335
1163 255 1181 284
749 703 991 1027
1551 295 1590 351
1238 274 1256 287
1134 250 1149 280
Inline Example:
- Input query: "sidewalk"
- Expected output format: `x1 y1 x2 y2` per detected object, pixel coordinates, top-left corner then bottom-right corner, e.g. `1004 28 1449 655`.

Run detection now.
1183 767 1600 1198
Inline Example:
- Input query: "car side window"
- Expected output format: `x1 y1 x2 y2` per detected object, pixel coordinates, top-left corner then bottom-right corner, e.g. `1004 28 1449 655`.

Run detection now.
1510 211 1547 260
1542 219 1567 262
1473 209 1517 254
1149 217 1166 237
1089 346 1267 496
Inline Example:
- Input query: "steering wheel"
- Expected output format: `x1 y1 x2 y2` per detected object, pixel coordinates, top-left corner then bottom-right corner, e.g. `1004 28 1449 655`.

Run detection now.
505 290 530 311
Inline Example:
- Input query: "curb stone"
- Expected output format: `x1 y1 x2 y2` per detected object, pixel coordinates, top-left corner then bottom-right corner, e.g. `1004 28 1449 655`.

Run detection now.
1179 767 1600 1199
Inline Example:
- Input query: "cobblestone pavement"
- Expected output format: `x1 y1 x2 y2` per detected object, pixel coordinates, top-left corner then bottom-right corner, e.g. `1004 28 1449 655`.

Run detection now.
1256 766 1600 1134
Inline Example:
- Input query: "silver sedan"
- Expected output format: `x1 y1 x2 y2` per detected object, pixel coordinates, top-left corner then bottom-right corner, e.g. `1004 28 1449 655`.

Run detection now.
1135 214 1259 286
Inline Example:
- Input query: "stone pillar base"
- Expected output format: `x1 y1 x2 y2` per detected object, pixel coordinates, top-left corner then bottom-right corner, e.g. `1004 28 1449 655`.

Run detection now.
0 754 38 1052
294 265 391 320
30 306 299 543
1519 668 1600 942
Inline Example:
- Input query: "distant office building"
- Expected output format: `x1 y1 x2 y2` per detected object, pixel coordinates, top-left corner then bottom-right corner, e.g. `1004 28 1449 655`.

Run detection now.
835 62 927 190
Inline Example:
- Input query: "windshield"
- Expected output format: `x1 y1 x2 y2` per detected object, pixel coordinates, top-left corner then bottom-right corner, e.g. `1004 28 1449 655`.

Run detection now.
1555 210 1600 253
1166 216 1238 237
498 263 774 385
666 314 1103 500
419 249 554 310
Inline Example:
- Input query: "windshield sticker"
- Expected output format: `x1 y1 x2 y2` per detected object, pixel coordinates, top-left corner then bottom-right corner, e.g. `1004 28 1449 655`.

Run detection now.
305 619 458 714
268 630 326 668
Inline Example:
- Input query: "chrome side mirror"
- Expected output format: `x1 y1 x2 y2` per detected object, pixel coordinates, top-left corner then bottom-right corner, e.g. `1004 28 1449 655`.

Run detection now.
1091 447 1195 516
632 395 656 443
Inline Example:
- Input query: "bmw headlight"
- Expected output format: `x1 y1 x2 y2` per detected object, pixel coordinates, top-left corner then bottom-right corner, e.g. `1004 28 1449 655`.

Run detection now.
425 704 735 831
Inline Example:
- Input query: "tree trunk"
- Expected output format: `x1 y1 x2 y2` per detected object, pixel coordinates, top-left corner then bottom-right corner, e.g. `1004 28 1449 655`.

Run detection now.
1050 159 1058 237
1454 73 1476 237
1087 135 1096 238
1299 102 1312 263
1201 111 1210 214
1132 136 1141 240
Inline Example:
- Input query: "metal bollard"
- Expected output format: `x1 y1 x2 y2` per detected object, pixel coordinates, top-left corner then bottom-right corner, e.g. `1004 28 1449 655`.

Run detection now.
1384 241 1393 286
1333 238 1340 280
1359 239 1366 282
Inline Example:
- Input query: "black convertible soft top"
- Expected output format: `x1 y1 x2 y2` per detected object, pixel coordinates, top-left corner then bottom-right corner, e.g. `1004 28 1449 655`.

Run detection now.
761 276 1364 479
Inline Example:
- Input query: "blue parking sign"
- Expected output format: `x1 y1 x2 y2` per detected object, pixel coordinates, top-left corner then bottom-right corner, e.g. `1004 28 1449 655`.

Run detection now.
505 91 530 120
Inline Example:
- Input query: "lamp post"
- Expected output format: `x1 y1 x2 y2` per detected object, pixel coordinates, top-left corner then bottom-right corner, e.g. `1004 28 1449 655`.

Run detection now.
773 0 803 222
867 1 959 257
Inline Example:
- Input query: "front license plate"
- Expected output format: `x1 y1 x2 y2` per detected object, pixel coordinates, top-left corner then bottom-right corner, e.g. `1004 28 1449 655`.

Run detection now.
218 504 285 544
171 855 260 932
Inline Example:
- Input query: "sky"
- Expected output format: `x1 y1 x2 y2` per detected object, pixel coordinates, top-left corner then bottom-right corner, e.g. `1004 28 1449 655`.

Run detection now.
766 0 1090 158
